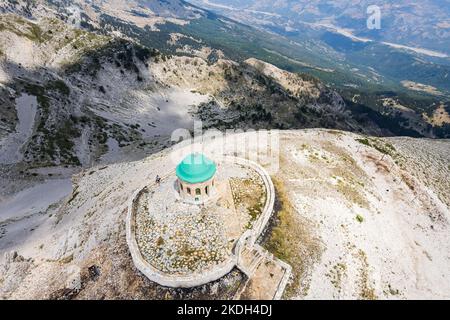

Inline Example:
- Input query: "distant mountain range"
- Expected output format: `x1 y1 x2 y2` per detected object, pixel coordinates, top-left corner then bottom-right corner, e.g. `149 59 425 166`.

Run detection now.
1 0 449 170
190 0 450 56
184 0 450 137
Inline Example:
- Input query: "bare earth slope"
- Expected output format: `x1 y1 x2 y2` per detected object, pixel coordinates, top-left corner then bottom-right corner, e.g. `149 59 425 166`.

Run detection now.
271 130 450 299
1 129 449 299
0 11 373 171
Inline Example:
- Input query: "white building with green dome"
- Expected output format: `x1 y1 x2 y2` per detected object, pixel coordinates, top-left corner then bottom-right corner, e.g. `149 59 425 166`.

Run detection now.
126 149 291 297
176 153 217 203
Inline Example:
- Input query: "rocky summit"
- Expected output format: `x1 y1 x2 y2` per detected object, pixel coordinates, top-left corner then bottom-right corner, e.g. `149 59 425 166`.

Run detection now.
0 0 449 301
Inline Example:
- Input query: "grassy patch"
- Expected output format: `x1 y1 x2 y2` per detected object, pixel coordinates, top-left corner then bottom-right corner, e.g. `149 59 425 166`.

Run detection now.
229 176 266 229
356 137 398 158
357 249 377 300
336 179 369 209
0 15 51 43
59 254 74 264
327 262 347 291
28 23 48 43
21 81 81 165
46 80 70 96
47 119 81 164
156 236 164 247
24 83 50 113
262 177 322 298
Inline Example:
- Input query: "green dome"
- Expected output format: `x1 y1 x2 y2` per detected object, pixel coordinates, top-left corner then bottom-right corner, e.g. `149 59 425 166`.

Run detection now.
176 153 217 184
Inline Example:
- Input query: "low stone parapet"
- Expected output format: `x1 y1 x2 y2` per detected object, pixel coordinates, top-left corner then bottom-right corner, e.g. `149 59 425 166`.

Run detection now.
126 155 284 292
126 186 237 288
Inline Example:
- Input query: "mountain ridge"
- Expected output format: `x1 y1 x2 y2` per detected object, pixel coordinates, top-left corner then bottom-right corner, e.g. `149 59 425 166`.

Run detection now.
1 0 450 301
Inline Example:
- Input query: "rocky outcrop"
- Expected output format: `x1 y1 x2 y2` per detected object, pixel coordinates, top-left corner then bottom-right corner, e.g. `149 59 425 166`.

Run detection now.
0 251 34 299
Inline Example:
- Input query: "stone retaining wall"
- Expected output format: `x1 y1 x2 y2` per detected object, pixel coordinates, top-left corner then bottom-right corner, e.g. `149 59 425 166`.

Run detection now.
221 157 275 245
251 244 293 300
126 186 236 288
126 156 276 288
273 257 293 300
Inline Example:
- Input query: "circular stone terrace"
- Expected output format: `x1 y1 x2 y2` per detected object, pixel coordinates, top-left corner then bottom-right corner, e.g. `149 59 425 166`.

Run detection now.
126 157 275 288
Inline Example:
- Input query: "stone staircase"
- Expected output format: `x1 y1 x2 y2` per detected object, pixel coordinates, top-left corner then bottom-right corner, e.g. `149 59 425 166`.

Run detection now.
238 245 266 277
235 244 292 300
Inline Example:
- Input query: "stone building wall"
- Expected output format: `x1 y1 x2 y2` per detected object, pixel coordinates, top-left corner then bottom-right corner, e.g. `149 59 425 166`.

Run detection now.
177 177 215 204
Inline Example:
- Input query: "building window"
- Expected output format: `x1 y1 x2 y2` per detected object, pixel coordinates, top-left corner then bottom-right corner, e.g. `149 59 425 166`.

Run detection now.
187 187 191 194
180 183 183 191
196 188 201 195
205 186 209 195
